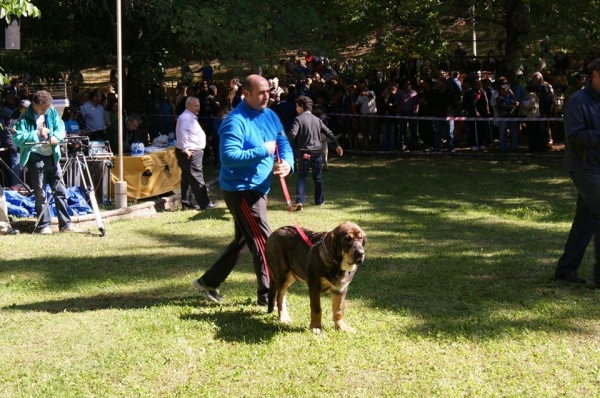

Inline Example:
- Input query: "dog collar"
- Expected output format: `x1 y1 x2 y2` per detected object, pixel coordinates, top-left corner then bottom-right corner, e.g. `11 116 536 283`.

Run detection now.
316 237 338 265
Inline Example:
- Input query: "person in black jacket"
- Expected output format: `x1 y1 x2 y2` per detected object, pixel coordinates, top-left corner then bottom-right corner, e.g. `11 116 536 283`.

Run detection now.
555 58 600 286
0 123 19 234
287 96 343 210
431 79 457 153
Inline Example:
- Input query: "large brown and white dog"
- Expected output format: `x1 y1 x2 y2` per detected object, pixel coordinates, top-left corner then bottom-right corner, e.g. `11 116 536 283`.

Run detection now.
265 221 366 334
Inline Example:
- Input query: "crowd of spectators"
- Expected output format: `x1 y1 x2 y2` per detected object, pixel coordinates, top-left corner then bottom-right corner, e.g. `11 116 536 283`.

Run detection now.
0 48 595 175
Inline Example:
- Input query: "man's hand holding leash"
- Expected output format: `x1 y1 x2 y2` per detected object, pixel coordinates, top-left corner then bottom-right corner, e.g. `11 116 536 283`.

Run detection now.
273 159 291 178
266 140 292 178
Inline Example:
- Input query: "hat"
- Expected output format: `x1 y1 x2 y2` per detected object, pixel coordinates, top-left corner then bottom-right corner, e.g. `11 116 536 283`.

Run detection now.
457 42 463 46
20 99 30 108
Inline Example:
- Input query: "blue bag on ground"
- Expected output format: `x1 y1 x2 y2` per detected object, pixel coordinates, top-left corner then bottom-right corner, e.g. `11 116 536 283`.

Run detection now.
4 186 93 217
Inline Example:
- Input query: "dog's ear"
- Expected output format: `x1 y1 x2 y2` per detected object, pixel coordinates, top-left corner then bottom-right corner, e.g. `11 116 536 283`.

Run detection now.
360 229 367 246
327 227 342 257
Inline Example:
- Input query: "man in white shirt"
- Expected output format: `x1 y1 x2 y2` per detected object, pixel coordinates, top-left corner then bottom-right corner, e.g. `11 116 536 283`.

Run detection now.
355 83 378 149
80 89 107 140
175 96 218 211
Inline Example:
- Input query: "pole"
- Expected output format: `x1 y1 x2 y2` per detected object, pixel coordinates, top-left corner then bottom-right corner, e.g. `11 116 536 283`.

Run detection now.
115 0 127 209
472 4 477 57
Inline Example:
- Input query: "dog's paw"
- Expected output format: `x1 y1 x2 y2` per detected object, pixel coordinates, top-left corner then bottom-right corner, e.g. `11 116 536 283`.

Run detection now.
310 327 323 335
279 313 292 324
334 321 356 334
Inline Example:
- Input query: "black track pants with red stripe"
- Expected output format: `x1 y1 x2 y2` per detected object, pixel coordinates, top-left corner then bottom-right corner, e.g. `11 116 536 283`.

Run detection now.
200 189 271 301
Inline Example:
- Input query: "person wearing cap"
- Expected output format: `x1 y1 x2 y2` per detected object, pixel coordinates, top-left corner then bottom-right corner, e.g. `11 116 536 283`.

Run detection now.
8 99 30 122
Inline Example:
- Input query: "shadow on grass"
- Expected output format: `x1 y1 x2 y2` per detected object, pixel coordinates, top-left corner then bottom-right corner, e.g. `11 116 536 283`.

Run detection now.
2 286 198 313
181 309 306 343
4 156 599 339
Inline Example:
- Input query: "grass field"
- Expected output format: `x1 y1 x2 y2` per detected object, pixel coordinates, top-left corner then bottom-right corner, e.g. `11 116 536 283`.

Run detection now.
1 155 599 397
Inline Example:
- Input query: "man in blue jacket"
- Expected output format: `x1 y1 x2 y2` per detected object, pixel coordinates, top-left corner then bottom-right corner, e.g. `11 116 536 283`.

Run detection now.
12 90 79 234
193 74 294 305
556 58 600 286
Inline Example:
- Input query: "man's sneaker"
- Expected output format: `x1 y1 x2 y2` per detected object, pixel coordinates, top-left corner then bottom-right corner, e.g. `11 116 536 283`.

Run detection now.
470 146 478 151
295 203 303 211
38 226 53 234
202 202 219 210
193 278 223 303
60 225 81 233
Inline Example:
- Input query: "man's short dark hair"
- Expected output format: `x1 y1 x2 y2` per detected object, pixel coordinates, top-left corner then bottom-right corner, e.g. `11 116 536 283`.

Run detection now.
587 58 600 75
88 89 99 100
295 95 313 112
32 90 53 106
127 113 142 125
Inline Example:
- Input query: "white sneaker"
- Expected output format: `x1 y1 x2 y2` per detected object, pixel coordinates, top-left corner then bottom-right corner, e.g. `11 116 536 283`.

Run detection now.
470 146 478 151
295 203 303 211
60 225 81 233
478 145 487 150
39 226 52 234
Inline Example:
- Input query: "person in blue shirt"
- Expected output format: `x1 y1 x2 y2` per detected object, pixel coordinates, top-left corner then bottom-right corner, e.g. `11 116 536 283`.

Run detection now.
192 74 294 306
62 107 83 135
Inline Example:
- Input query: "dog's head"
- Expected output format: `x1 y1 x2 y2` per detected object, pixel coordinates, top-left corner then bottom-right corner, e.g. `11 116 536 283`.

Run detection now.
327 221 366 270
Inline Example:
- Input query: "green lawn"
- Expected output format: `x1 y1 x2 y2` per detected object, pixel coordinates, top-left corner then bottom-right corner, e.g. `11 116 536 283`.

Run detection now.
1 155 599 397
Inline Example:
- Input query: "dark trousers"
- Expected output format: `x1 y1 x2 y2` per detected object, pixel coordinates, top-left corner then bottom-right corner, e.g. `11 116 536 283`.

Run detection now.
201 190 271 301
419 119 435 149
557 170 600 280
398 111 419 150
175 148 210 209
467 120 492 147
296 154 324 205
525 120 541 152
28 153 72 229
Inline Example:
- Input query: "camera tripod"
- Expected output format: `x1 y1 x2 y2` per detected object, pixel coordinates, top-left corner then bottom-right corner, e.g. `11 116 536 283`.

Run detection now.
0 149 33 196
27 137 106 236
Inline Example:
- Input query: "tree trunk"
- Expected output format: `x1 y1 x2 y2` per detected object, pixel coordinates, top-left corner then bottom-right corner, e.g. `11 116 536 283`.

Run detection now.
501 0 531 80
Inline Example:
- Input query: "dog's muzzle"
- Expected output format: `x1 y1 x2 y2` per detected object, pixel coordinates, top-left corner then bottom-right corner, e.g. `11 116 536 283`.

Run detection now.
353 245 365 264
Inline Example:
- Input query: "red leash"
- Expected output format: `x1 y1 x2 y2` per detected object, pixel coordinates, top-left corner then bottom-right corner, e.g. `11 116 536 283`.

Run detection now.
275 146 314 248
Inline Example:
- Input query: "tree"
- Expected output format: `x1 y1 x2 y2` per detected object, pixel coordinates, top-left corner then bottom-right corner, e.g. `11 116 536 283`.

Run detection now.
0 0 41 84
0 0 41 22
324 0 600 79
